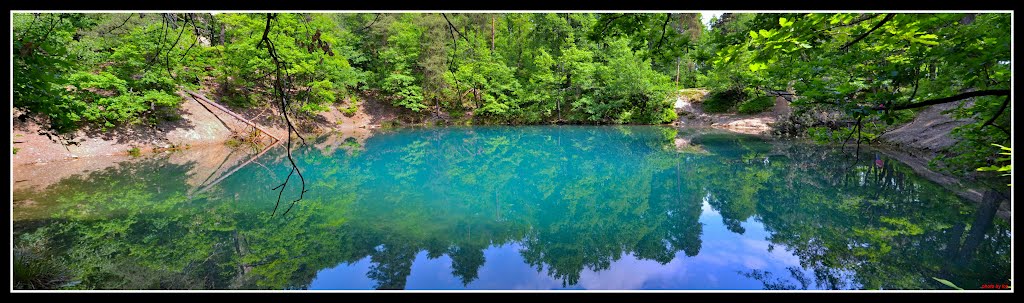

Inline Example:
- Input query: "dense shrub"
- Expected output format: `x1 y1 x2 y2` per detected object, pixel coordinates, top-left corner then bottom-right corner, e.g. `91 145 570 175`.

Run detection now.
738 95 775 114
702 87 748 113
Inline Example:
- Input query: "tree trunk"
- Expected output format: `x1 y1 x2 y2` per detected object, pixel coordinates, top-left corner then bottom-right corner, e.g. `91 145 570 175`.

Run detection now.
166 13 178 28
675 57 681 85
961 13 977 25
956 190 1003 267
557 95 562 121
219 23 226 45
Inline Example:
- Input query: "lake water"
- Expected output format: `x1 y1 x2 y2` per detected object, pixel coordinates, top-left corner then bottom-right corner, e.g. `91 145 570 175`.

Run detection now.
12 126 1011 290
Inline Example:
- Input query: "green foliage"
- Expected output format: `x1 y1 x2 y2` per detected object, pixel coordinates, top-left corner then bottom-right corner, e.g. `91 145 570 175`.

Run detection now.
13 14 197 132
61 71 182 129
127 147 141 157
932 277 964 290
15 13 709 130
738 95 775 114
380 120 402 129
14 237 75 290
373 16 427 112
592 36 676 124
705 13 1010 172
13 14 77 131
353 13 692 124
13 12 1010 177
702 87 748 113
217 13 361 115
976 144 1011 186
660 108 679 123
342 97 360 117
13 13 367 133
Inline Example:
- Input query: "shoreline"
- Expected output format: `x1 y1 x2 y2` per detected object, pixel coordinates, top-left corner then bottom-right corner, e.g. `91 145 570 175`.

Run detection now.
13 94 1007 220
13 125 1009 229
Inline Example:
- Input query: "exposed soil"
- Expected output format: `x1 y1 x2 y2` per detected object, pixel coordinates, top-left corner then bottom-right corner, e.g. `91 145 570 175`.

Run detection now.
306 90 408 132
11 89 405 194
12 95 234 167
673 89 790 135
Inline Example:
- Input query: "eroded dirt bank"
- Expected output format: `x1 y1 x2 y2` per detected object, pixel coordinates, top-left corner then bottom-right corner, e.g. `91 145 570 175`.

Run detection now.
672 89 789 135
11 90 406 166
11 90 396 195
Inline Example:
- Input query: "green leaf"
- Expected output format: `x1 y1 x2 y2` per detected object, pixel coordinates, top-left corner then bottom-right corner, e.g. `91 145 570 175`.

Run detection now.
779 17 793 27
749 30 758 39
932 277 964 290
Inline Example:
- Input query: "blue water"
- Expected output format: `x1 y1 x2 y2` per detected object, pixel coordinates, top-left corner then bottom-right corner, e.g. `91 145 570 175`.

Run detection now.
12 126 1011 290
309 209 807 290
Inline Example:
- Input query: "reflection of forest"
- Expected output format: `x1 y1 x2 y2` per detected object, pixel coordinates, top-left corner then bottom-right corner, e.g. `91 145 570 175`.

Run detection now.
12 126 1011 290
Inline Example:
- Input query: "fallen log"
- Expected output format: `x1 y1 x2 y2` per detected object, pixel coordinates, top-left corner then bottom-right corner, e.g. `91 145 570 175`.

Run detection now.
182 89 281 142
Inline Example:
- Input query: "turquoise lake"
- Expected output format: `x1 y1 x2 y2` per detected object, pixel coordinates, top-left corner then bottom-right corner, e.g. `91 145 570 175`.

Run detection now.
11 125 1011 290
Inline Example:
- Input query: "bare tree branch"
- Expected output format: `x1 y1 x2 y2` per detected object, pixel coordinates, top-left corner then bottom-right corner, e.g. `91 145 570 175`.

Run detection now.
178 14 201 64
23 14 63 56
257 13 308 217
654 13 671 51
143 15 170 73
164 13 189 79
890 89 1009 110
441 13 471 43
101 13 135 36
598 13 624 37
820 13 881 33
840 13 894 51
979 95 1010 135
358 13 381 33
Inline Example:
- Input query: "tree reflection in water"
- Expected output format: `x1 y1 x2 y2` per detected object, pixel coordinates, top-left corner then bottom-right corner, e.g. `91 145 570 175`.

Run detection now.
12 126 1011 290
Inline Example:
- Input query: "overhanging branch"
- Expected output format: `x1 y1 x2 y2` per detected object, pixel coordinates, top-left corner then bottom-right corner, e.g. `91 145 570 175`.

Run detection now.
891 89 1010 110
258 13 308 217
598 13 624 37
441 13 471 43
979 95 1011 135
840 14 894 51
654 13 671 51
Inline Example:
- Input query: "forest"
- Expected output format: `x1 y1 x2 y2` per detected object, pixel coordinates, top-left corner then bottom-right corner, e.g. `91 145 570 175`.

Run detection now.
11 12 1013 291
12 12 1012 176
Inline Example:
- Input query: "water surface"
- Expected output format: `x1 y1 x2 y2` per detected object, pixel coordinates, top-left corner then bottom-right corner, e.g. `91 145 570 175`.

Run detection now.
12 126 1011 290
